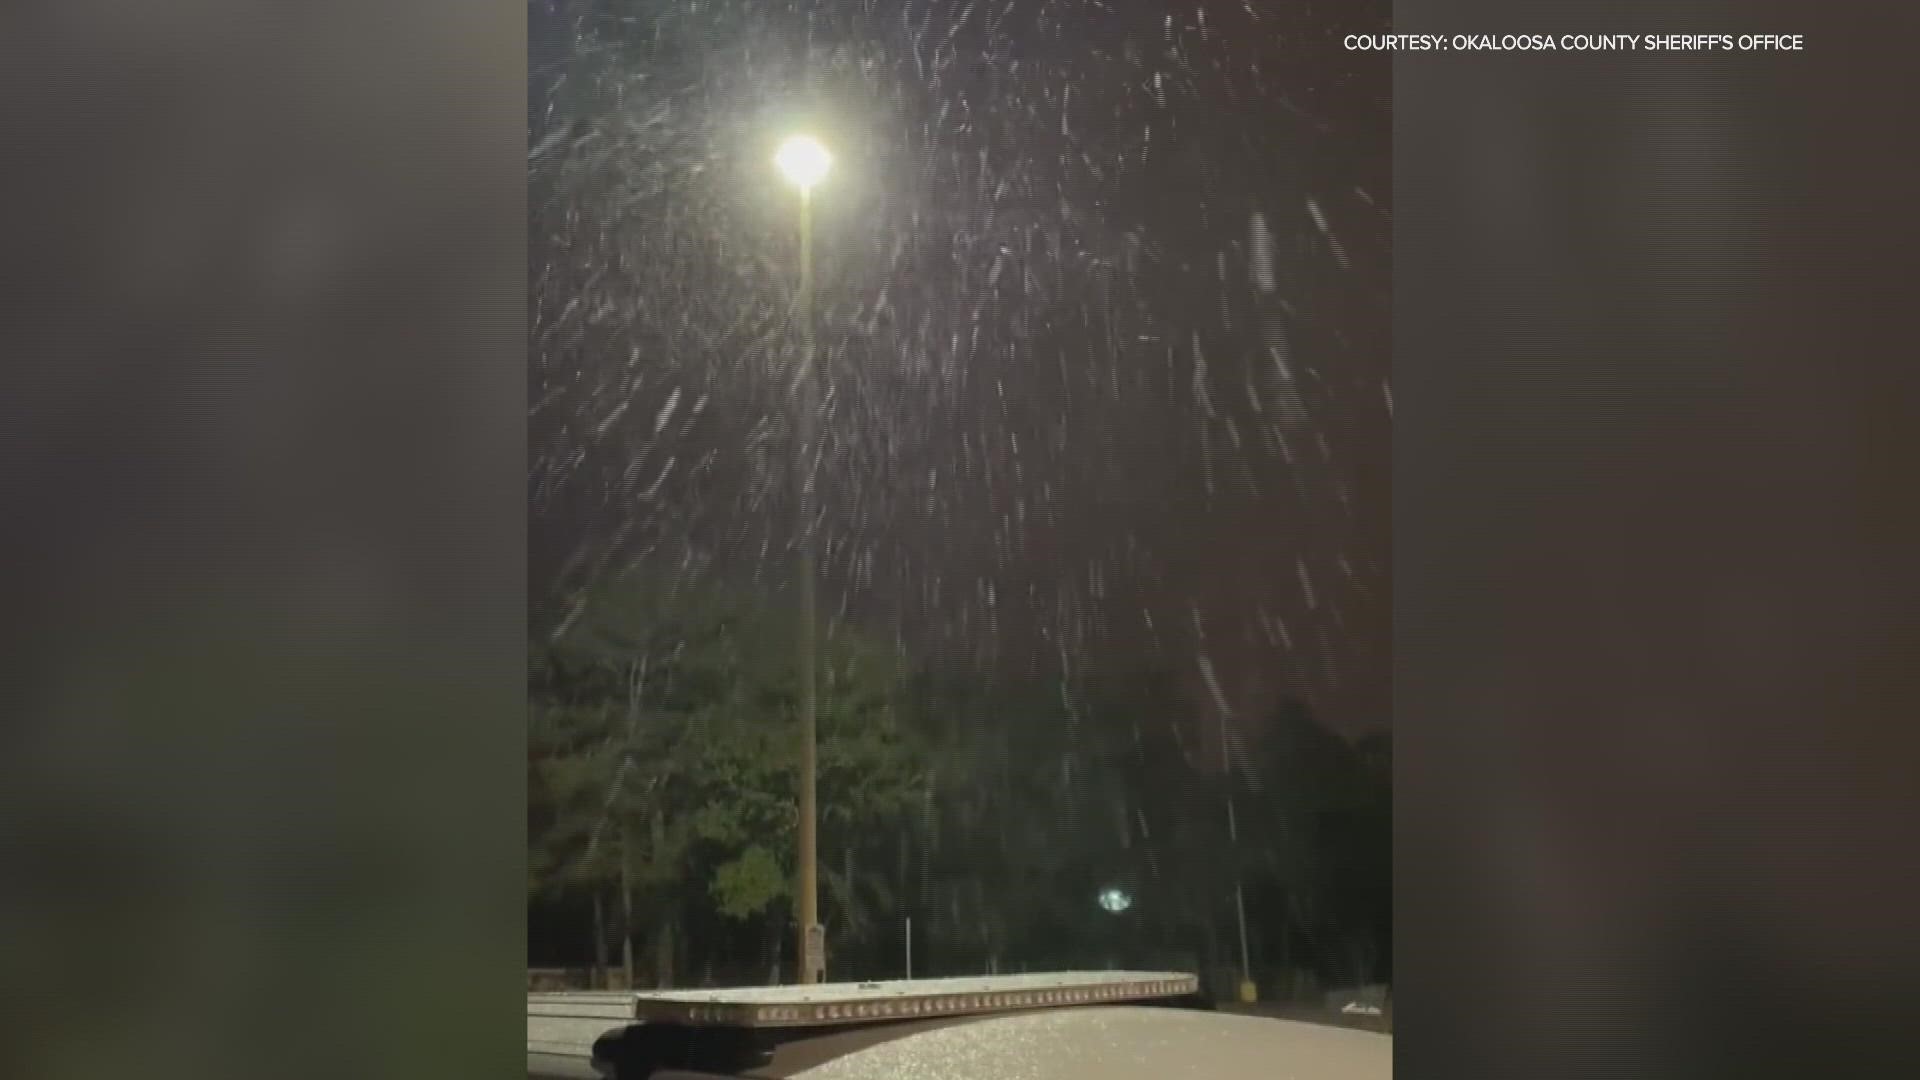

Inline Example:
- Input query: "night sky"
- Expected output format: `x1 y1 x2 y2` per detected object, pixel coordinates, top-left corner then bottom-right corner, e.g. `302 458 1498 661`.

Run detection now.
529 0 1390 748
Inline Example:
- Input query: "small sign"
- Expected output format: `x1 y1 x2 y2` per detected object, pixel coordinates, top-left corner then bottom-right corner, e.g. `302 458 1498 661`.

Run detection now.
804 923 826 981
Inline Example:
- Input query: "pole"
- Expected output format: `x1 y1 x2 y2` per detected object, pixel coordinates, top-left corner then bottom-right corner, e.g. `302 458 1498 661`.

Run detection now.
905 917 913 980
1204 644 1255 1002
1228 798 1252 986
621 826 635 989
591 891 608 989
795 186 823 985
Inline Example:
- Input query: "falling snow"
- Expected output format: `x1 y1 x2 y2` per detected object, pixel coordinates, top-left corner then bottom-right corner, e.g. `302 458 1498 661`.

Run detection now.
530 0 1390 741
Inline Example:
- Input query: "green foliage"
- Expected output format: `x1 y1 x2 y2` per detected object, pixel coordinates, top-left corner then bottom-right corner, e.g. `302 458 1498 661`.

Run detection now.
528 575 930 963
529 576 1389 986
711 845 787 919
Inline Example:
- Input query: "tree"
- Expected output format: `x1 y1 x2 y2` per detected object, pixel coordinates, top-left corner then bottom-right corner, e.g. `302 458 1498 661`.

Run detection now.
528 576 929 984
1239 700 1392 990
897 670 1069 972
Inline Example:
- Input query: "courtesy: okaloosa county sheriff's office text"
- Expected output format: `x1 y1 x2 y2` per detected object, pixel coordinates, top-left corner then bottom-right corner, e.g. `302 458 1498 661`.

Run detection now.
1344 33 1805 52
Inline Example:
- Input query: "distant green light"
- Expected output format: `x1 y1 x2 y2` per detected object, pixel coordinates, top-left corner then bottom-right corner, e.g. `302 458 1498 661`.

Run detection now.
1097 887 1132 914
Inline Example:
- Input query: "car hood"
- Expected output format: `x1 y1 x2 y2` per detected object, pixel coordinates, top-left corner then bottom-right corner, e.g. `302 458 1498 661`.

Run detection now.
791 1005 1391 1080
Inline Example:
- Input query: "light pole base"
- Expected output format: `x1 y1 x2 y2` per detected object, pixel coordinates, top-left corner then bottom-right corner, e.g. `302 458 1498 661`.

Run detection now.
803 923 827 985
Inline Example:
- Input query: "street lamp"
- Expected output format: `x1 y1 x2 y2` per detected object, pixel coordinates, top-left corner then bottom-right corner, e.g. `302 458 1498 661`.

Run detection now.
774 134 831 193
776 133 831 985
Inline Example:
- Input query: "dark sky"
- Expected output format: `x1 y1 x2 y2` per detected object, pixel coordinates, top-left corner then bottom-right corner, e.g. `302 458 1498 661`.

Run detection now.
529 0 1389 744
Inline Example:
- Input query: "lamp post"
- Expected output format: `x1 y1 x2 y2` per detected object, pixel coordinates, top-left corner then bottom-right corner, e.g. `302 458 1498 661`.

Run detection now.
774 133 831 985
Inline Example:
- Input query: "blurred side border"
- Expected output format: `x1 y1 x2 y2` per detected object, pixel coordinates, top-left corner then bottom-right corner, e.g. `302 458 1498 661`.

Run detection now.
0 2 526 1079
1396 2 1920 1078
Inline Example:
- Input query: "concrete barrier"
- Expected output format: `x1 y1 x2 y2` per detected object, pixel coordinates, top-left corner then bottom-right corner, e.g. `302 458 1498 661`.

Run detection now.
527 993 629 1078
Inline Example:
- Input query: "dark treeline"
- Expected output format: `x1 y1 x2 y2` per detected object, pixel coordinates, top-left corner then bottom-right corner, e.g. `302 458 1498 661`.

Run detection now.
529 577 1388 999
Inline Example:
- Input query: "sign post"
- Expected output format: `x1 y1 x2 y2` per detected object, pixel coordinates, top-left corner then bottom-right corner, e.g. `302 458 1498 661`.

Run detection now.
804 923 826 986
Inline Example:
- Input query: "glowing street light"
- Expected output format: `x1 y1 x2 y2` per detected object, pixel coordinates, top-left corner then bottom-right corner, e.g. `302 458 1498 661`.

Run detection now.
774 134 832 192
777 132 831 986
